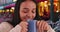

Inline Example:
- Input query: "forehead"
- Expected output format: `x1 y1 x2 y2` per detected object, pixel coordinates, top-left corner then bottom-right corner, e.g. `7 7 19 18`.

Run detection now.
20 1 36 8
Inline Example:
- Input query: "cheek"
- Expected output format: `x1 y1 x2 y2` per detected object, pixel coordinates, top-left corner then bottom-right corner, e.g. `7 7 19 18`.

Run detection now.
32 13 36 19
20 12 24 18
19 11 27 20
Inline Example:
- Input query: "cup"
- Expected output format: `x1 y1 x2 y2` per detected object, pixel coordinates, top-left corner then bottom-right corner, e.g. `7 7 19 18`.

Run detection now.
27 20 37 32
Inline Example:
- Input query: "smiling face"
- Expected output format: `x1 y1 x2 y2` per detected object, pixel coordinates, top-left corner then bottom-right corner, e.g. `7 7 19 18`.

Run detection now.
19 1 36 21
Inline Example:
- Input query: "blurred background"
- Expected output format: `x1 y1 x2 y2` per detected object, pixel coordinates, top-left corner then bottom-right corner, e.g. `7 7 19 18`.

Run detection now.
37 0 60 32
0 0 16 23
0 0 60 32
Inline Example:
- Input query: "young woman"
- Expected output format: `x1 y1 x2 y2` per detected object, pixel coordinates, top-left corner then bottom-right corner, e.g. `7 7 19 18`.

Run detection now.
0 0 55 32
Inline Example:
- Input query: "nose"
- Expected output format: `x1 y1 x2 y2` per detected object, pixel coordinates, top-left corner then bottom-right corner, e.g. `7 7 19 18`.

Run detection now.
27 12 32 19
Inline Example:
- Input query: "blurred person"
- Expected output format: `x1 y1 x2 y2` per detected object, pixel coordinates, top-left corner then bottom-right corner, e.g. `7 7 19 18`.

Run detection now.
0 0 55 32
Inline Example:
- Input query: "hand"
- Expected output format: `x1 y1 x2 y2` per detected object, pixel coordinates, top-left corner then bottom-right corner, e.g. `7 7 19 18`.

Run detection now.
19 21 28 32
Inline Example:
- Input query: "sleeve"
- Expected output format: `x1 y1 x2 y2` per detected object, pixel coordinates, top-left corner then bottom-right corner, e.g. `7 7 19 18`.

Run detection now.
43 21 55 32
47 25 56 32
9 25 22 32
42 21 56 32
0 22 13 32
37 20 55 32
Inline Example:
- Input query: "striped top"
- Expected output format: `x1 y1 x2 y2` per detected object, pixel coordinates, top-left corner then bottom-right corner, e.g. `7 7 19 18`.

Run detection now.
37 20 55 32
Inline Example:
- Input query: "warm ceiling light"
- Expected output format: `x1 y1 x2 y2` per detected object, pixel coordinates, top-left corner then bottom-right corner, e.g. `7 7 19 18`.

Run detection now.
54 3 57 6
56 4 57 6
2 10 4 12
11 7 15 10
13 0 17 2
41 2 43 4
56 10 59 13
54 0 58 1
44 1 47 3
10 9 13 12
0 10 2 12
48 3 51 6
6 9 9 12
40 2 44 6
45 5 47 7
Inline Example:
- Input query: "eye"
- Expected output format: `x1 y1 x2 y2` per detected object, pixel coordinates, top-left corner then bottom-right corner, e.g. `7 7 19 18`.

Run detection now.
22 9 29 13
32 11 35 13
22 8 29 13
23 10 28 13
24 11 28 13
32 9 36 13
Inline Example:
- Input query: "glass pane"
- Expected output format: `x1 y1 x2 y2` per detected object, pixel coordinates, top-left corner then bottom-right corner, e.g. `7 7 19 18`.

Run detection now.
37 0 50 20
53 0 59 21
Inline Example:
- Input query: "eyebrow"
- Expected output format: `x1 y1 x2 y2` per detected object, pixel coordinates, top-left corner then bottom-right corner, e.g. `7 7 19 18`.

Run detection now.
33 8 36 10
23 8 36 11
23 8 29 10
23 8 36 9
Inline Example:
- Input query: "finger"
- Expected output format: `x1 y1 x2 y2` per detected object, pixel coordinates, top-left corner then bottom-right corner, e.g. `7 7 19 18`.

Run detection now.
22 28 28 32
23 22 28 26
22 25 28 29
19 22 28 26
